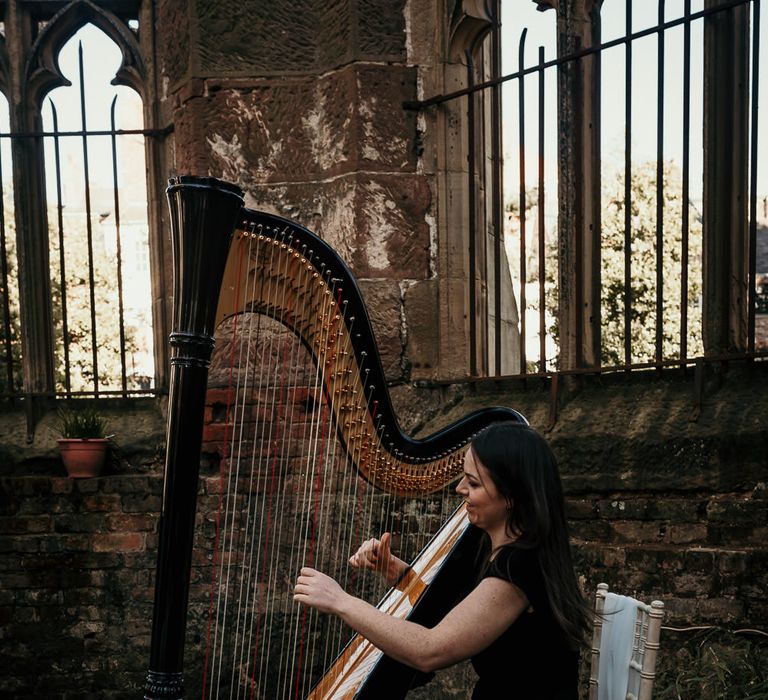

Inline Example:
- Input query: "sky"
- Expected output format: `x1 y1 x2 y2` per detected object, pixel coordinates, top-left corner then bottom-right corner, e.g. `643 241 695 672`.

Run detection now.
39 24 145 215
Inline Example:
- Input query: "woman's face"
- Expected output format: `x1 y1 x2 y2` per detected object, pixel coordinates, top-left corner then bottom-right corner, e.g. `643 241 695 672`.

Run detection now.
455 448 510 537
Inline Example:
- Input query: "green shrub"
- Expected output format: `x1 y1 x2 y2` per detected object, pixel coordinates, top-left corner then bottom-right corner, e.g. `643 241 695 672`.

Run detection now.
57 406 109 439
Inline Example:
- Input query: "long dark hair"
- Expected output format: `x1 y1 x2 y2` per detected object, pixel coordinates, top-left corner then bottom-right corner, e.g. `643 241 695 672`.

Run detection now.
470 422 591 649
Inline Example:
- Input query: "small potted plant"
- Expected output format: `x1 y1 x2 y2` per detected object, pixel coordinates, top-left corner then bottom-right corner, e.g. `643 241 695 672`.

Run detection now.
57 406 111 478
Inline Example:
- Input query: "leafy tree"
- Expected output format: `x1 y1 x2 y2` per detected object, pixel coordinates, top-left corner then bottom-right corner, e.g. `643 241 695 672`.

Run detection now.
0 192 22 395
600 161 703 366
49 209 144 393
507 160 704 371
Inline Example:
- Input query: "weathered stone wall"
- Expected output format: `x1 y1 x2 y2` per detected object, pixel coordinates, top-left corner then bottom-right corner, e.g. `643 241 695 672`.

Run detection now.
155 0 433 384
1 363 765 697
425 363 767 624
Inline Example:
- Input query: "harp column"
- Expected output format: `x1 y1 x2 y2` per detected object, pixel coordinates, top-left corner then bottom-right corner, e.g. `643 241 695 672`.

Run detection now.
145 177 244 700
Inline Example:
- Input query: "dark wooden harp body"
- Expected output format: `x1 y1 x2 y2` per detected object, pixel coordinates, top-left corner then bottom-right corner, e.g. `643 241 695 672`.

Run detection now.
144 176 525 699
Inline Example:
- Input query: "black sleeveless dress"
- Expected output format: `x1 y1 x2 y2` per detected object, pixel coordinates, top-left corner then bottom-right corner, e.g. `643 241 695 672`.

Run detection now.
470 546 579 699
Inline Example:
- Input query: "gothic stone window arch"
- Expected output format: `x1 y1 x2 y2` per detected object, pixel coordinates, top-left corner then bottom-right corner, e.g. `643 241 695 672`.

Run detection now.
1 0 168 419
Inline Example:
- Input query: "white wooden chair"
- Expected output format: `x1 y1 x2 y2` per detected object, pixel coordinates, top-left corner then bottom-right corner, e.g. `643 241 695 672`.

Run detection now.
588 583 665 700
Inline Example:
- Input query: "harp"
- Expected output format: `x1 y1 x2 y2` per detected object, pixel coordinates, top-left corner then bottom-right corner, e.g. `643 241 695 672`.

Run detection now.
144 176 525 699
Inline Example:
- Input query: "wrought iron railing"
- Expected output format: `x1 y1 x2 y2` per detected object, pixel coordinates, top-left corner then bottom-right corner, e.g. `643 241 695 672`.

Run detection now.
407 0 765 379
0 40 168 402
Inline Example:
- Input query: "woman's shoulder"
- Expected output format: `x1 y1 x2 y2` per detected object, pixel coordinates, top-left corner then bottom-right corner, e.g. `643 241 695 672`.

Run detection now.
483 545 542 598
491 542 539 564
489 543 539 570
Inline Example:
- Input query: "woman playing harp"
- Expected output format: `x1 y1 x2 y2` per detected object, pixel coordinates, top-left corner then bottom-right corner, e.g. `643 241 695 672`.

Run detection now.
146 176 554 700
295 422 592 699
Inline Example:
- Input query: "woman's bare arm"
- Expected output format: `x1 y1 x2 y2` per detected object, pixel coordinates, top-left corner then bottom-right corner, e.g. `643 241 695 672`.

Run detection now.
294 567 528 673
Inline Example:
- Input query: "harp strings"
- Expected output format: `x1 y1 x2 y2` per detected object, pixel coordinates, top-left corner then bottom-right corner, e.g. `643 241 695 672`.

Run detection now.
270 240 318 698
201 231 250 699
201 224 456 699
249 229 294 694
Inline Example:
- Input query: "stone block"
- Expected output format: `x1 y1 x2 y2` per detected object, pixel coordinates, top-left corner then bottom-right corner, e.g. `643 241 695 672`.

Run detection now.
609 520 663 543
662 596 699 622
355 65 416 168
51 478 74 494
105 513 158 533
91 533 146 553
353 175 432 279
121 494 163 514
0 535 38 553
194 1 332 75
184 67 415 186
357 279 404 382
0 515 51 534
625 546 684 572
697 597 746 623
682 548 717 572
666 523 708 544
81 494 122 512
73 479 100 494
38 534 92 554
706 498 768 523
716 549 750 575
569 519 613 541
100 476 154 494
4 478 52 497
188 1 407 77
707 523 756 546
403 279 439 376
53 513 108 534
157 0 190 87
17 495 74 516
671 572 714 596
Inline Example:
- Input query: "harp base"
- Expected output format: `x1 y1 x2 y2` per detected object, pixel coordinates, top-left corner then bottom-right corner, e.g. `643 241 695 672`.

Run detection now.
144 670 183 699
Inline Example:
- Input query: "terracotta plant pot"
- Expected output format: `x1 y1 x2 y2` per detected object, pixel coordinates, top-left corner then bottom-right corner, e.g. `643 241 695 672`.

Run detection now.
58 438 109 478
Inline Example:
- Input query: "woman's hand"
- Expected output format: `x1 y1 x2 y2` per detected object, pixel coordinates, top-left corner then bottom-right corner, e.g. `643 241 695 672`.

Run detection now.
349 532 408 586
294 567 350 615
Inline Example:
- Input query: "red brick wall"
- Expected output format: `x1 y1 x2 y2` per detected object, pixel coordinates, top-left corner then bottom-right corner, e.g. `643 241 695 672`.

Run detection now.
0 476 161 698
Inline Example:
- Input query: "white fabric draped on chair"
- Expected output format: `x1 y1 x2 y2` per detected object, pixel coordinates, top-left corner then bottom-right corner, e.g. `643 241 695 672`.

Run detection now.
589 583 665 700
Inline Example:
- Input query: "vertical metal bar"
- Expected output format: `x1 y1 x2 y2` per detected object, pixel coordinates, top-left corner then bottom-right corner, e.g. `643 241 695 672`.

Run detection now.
481 41 490 378
681 0 691 363
655 0 666 366
747 0 761 354
51 104 71 396
518 30 528 375
78 41 99 395
110 96 128 394
0 132 14 395
491 14 503 377
538 45 547 374
624 0 633 368
467 51 478 377
592 4 603 371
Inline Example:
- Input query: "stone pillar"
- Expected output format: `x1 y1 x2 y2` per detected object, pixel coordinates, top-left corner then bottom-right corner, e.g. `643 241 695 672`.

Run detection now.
158 0 425 384
138 0 171 394
447 3 498 378
5 0 56 410
412 0 519 379
536 0 602 370
702 0 750 355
